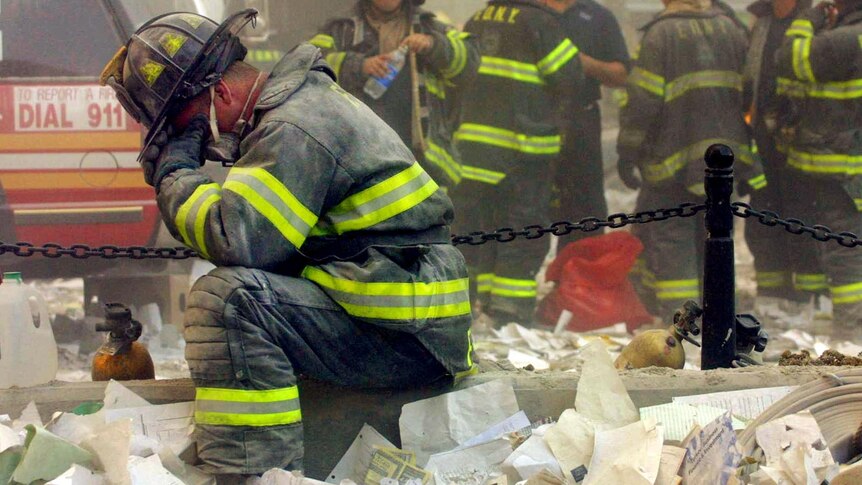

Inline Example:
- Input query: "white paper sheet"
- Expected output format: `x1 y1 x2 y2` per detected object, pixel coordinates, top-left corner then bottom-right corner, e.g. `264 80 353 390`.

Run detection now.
103 381 150 410
655 446 686 485
254 469 352 485
424 439 513 485
127 455 183 484
639 403 747 442
12 402 43 432
327 424 398 485
672 386 796 421
501 424 563 483
79 418 131 485
46 465 106 485
458 411 531 450
542 409 596 481
105 402 194 455
399 380 520 466
679 413 741 485
754 411 839 485
582 420 663 485
574 342 639 428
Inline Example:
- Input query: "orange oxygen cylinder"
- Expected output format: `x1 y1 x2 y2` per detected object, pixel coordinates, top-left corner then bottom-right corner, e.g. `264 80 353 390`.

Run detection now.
92 303 155 381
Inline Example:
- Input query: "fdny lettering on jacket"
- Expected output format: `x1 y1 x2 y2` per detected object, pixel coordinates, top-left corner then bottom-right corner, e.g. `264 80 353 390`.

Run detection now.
473 5 521 24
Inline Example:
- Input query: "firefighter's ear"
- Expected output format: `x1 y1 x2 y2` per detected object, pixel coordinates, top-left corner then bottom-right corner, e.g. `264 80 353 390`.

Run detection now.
212 79 234 106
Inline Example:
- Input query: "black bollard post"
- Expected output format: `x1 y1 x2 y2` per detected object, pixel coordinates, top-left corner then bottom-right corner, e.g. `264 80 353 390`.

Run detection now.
702 144 736 370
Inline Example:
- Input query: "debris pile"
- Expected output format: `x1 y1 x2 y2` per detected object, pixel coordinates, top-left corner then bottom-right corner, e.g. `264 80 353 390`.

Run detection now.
325 343 862 485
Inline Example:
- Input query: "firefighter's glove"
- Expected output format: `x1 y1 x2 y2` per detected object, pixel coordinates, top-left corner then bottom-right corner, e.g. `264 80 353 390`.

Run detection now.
800 3 832 31
617 159 641 190
146 115 208 191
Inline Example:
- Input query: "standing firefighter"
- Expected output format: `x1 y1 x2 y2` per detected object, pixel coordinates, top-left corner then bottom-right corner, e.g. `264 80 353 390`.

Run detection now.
617 0 764 319
775 0 862 334
744 0 822 325
100 10 475 477
454 0 584 325
309 0 479 187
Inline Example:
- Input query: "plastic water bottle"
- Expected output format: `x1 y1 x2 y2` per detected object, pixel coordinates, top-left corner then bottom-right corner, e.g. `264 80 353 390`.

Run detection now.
0 272 58 388
364 45 409 100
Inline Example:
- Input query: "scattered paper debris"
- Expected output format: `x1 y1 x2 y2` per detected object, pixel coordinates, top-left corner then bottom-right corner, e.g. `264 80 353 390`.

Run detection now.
127 454 183 484
424 439 513 485
328 424 397 485
364 447 430 485
399 380 519 465
640 403 747 442
104 401 194 455
575 341 639 428
679 413 741 485
655 445 686 485
458 411 531 450
582 419 663 485
543 410 596 482
672 386 797 421
753 411 839 485
501 424 563 482
12 424 94 484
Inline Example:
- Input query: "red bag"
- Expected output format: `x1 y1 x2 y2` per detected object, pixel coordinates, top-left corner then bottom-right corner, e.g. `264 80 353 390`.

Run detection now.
538 232 653 332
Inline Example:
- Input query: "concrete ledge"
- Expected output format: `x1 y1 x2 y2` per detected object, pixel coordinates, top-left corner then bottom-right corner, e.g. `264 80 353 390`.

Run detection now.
0 366 847 479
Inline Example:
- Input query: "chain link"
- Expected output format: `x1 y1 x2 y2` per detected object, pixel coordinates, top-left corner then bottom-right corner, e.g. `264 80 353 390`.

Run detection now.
449 202 707 246
0 242 199 260
731 202 862 248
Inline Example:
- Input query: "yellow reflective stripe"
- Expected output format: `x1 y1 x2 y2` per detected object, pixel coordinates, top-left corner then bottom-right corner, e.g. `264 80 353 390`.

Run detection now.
319 162 439 234
776 77 808 98
466 328 474 369
302 267 472 320
442 29 468 79
310 34 335 49
537 38 579 76
195 386 302 427
792 38 816 83
477 273 494 293
855 198 862 212
794 273 827 291
787 149 862 175
224 167 318 249
629 67 666 97
664 70 742 102
655 279 699 300
832 282 862 304
786 19 814 38
326 52 347 78
479 56 544 85
455 123 561 155
644 139 756 183
490 276 537 298
807 79 862 99
425 141 461 184
748 174 768 190
757 271 788 289
175 183 221 259
426 75 446 100
461 164 506 185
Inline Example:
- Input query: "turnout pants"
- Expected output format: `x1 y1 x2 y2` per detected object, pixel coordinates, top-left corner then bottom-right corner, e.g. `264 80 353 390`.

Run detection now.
184 267 449 474
555 103 609 229
744 146 824 299
451 163 552 323
790 176 862 326
631 181 703 320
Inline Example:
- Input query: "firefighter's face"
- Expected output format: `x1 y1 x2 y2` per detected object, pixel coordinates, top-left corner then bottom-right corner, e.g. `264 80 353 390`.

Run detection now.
370 0 403 13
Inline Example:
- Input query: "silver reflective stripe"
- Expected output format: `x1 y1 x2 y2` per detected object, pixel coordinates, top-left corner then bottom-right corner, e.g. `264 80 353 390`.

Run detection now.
226 171 314 236
195 399 301 415
322 167 434 228
182 186 220 253
664 70 742 102
318 287 470 309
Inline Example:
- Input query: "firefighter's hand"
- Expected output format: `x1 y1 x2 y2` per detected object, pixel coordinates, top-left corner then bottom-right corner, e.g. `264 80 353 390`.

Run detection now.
401 34 434 54
139 126 173 186
363 54 392 78
147 114 208 190
617 159 641 190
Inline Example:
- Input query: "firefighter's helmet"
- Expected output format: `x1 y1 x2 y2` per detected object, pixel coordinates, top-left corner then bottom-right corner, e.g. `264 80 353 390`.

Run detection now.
100 9 258 160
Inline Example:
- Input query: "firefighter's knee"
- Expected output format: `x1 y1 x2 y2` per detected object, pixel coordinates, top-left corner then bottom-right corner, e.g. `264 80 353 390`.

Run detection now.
183 267 260 383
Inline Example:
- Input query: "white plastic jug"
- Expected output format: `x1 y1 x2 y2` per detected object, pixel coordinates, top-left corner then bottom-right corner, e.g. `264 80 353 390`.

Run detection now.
0 272 58 388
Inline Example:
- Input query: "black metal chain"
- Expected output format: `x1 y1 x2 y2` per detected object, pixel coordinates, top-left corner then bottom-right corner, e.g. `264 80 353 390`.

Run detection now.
450 202 707 246
0 202 709 260
0 242 199 260
732 202 862 248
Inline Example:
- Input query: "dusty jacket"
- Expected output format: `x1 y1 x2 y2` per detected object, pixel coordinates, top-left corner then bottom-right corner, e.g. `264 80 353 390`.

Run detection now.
455 0 584 185
775 7 862 184
618 1 765 194
311 4 479 187
157 45 475 377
